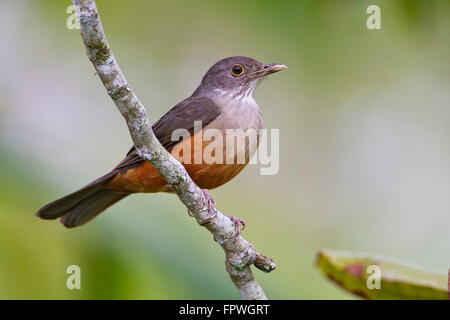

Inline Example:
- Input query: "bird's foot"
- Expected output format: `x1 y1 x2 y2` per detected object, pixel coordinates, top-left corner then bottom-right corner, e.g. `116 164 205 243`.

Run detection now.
187 189 216 216
226 215 246 238
201 189 216 211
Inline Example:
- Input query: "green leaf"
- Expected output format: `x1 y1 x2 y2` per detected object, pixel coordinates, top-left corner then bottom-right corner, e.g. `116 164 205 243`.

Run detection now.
316 249 449 300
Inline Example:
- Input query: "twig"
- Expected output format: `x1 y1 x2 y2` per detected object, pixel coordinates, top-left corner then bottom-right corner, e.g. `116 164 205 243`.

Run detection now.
73 0 275 300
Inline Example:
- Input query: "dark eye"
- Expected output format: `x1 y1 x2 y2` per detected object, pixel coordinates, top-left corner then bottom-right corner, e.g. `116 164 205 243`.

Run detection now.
231 64 244 76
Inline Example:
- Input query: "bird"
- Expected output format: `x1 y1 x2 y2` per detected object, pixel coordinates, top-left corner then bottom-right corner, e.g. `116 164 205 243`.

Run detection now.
36 56 287 228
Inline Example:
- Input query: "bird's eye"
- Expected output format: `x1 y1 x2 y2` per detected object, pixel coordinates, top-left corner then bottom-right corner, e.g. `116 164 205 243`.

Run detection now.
231 64 244 76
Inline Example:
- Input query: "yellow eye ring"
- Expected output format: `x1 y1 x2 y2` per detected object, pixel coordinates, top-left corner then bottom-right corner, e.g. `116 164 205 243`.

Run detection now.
231 64 244 76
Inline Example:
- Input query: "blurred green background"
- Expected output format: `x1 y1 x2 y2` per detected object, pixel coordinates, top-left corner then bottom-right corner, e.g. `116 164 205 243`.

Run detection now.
0 0 449 299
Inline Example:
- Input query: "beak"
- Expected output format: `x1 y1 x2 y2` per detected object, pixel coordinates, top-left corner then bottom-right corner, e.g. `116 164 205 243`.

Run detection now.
249 63 288 79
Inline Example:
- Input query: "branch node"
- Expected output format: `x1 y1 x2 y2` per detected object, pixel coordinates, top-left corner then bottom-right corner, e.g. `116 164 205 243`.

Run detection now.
254 253 277 273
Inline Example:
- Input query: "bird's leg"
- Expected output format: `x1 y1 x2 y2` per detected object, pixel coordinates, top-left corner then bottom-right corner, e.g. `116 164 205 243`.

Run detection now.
188 189 245 238
188 189 216 216
225 215 246 238
200 189 246 238
201 189 216 210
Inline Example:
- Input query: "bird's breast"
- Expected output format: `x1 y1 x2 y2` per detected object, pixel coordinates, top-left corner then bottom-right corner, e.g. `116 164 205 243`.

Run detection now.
106 95 264 193
208 95 263 162
211 94 263 132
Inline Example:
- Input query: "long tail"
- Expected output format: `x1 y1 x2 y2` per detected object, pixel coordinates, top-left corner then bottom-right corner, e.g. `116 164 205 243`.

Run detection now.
36 173 129 228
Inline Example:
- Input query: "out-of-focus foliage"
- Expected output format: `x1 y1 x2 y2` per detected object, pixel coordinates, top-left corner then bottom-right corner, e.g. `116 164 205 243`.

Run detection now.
317 249 448 300
0 0 449 299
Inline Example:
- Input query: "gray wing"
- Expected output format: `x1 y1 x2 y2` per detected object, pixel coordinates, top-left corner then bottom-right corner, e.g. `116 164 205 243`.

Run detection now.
114 96 221 171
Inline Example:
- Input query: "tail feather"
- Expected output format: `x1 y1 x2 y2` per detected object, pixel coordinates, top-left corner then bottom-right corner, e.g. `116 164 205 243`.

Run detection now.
36 183 103 220
60 190 128 228
36 171 128 228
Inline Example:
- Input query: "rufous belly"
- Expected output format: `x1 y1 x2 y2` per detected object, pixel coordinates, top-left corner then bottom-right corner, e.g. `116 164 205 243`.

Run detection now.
105 130 251 193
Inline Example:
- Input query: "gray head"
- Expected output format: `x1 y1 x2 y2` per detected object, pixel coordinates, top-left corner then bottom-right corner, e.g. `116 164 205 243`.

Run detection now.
195 56 287 97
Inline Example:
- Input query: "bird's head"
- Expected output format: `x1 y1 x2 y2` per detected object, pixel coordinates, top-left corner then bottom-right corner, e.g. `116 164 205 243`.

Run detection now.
198 56 287 98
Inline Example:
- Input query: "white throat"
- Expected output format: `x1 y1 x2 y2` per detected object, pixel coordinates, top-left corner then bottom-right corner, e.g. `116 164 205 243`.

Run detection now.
213 80 259 105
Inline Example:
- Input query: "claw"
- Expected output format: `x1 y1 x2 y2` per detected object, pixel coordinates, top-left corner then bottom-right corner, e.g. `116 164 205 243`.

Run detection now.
226 215 246 238
188 189 216 217
197 189 246 240
201 189 216 211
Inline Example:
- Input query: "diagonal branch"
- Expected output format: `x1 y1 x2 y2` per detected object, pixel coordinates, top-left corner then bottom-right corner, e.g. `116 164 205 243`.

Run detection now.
73 0 275 300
